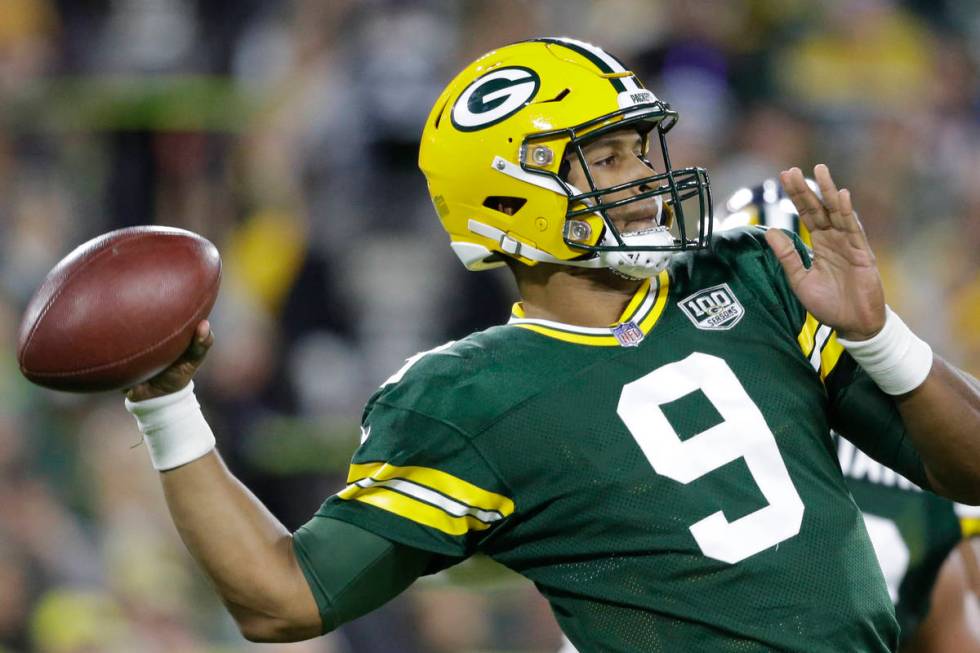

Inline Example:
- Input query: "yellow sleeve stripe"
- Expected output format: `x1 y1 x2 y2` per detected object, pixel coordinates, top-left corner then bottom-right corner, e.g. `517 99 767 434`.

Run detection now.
797 312 820 357
338 485 496 536
796 312 845 381
338 461 515 536
819 335 845 381
346 462 515 514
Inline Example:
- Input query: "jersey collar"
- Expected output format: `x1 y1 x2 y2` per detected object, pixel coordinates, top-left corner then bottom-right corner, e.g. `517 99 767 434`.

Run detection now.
508 270 670 347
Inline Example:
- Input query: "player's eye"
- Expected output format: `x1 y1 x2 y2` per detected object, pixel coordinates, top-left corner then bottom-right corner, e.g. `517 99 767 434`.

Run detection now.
593 155 616 167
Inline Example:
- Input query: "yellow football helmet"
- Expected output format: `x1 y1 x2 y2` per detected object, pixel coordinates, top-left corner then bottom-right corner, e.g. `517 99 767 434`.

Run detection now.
418 37 712 279
721 178 816 247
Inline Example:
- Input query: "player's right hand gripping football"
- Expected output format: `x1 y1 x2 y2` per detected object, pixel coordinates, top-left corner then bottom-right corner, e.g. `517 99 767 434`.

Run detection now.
126 320 213 402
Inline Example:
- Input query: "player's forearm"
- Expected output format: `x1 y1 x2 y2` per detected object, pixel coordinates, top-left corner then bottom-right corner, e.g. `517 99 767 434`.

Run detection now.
837 309 980 503
159 451 321 641
899 358 980 504
125 383 320 641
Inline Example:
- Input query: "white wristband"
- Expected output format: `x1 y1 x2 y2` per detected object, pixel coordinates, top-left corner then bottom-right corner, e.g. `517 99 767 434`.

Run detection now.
124 381 216 471
836 306 933 396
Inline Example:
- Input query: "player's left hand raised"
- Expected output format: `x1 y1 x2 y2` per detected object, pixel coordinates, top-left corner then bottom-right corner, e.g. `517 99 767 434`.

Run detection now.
764 164 886 341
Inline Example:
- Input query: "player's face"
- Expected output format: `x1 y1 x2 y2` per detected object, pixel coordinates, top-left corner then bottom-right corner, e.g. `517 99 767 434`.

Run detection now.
565 128 663 234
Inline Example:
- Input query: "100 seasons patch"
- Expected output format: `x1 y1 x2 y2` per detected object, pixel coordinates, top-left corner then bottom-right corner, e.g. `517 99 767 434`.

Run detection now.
678 283 745 330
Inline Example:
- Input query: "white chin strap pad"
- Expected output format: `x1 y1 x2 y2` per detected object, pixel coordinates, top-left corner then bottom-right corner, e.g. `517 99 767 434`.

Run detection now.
600 227 675 279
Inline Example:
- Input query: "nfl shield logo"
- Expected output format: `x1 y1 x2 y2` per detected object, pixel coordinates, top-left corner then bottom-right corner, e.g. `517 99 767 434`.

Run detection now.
612 321 645 347
679 283 745 330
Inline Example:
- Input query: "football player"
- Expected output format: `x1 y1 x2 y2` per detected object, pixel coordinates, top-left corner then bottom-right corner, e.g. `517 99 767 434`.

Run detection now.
721 180 980 651
122 38 980 651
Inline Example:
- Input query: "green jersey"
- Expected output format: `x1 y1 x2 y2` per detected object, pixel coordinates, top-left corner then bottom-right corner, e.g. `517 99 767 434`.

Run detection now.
313 227 929 652
836 436 962 644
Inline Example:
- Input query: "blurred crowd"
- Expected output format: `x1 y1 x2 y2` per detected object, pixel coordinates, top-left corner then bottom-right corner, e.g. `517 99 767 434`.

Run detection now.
0 1 978 651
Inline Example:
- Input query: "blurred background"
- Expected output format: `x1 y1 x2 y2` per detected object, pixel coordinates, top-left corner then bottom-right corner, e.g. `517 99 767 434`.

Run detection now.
1 0 978 651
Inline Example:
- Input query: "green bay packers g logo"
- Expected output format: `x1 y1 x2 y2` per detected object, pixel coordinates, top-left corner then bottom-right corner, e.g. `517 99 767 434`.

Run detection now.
451 66 540 131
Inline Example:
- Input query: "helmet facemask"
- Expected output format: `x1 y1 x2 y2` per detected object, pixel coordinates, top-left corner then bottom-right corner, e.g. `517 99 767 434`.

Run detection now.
523 103 713 279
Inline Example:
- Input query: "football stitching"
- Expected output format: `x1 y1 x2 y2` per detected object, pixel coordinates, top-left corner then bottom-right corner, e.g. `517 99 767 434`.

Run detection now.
19 229 149 370
25 262 220 379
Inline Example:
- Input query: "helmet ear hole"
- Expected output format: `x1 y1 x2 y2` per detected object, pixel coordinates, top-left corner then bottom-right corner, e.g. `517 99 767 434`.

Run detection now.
558 158 571 182
483 196 527 216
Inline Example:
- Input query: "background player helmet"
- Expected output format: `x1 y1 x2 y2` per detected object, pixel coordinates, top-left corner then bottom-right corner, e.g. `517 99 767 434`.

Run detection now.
418 37 712 279
720 177 819 246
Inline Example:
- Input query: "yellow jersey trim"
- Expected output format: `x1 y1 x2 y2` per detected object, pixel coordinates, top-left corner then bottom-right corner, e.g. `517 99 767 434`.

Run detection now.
346 462 515 514
338 486 494 535
797 312 845 381
338 461 515 536
797 313 820 357
508 270 670 347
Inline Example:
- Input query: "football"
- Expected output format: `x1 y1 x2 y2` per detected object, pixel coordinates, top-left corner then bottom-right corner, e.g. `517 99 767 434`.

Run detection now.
16 226 221 392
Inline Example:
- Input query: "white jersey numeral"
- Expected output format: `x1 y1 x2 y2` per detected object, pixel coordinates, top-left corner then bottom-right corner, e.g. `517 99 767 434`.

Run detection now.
617 352 805 564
